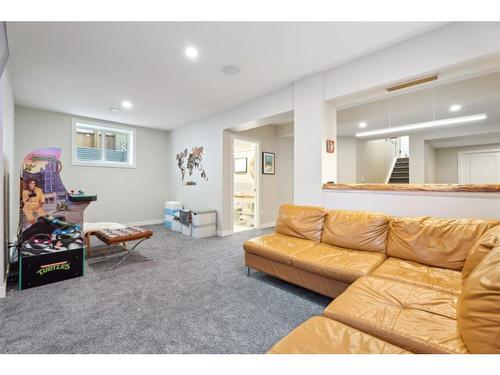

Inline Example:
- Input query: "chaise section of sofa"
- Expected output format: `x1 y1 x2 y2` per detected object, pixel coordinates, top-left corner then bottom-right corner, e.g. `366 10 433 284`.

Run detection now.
267 316 410 354
323 276 467 354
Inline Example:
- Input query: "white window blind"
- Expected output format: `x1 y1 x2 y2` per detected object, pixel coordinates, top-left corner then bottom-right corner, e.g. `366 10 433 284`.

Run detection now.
71 120 135 168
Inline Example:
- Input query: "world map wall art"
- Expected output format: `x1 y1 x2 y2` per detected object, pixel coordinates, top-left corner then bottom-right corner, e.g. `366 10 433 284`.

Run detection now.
176 146 208 185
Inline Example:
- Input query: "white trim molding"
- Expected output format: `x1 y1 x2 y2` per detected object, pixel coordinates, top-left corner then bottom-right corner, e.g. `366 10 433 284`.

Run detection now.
259 222 275 229
123 219 164 227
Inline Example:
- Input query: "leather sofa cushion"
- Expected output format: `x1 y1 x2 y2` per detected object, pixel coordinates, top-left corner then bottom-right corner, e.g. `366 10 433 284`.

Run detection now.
267 316 410 354
243 233 316 265
372 257 462 295
462 225 500 281
275 204 326 241
457 246 500 353
323 276 467 354
292 243 386 283
387 217 498 270
321 210 390 253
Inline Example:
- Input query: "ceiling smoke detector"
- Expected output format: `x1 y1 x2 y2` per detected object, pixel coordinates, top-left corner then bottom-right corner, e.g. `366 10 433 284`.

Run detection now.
221 65 241 76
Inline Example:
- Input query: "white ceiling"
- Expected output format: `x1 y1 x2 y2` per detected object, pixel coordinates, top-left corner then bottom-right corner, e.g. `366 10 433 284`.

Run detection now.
337 70 500 137
6 22 443 130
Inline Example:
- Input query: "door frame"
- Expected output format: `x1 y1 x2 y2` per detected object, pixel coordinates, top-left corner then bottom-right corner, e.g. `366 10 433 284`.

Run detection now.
458 148 500 184
230 134 261 235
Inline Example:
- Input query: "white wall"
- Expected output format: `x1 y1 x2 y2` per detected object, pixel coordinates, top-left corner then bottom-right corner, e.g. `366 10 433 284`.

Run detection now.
167 87 293 235
15 106 169 225
337 136 357 183
356 139 395 183
337 137 395 183
293 74 336 206
232 125 294 227
323 190 500 220
324 22 500 101
165 22 500 233
424 142 436 183
1 65 14 298
434 143 500 183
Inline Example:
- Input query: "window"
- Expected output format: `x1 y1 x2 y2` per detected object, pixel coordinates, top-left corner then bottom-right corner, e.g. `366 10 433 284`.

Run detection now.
71 120 136 168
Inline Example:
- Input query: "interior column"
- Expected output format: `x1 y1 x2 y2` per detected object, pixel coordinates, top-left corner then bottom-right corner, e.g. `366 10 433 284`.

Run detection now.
293 73 336 206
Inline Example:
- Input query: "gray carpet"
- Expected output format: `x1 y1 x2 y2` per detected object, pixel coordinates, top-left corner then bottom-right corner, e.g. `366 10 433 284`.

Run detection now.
0 226 331 353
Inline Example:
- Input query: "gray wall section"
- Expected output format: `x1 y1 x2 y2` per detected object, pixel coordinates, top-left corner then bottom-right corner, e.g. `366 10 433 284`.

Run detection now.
14 106 169 224
434 143 500 183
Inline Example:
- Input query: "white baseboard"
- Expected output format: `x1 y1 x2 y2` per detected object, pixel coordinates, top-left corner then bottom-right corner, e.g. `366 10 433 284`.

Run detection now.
217 229 233 237
259 222 275 229
0 279 6 299
123 218 164 227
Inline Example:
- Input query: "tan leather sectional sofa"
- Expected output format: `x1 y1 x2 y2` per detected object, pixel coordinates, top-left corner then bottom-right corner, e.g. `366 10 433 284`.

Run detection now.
243 204 500 354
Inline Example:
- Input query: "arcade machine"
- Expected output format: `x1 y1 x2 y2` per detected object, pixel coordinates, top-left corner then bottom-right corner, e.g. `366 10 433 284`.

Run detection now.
15 148 97 290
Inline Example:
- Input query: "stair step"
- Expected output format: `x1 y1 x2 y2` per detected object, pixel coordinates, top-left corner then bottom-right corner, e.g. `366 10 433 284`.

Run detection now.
390 175 410 179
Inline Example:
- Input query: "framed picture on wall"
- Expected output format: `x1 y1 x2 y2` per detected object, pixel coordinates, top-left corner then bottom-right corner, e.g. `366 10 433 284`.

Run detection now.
262 152 275 175
326 139 335 153
234 157 247 173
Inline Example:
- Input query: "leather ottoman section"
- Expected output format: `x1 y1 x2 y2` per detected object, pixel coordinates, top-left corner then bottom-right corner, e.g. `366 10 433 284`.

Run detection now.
372 257 462 295
243 233 317 265
323 276 468 354
267 316 411 354
245 252 349 299
291 243 386 283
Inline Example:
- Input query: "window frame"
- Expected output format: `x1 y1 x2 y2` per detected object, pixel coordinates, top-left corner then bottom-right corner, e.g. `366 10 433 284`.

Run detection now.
71 119 136 168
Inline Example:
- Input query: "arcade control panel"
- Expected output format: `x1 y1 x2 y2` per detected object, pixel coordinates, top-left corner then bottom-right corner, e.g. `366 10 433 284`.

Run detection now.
68 190 97 202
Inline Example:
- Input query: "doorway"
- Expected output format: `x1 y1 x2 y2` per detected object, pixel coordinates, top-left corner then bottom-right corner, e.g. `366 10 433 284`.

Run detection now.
232 137 259 233
459 150 500 184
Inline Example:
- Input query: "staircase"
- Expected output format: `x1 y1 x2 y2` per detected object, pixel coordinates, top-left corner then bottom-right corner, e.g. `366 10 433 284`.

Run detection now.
388 157 409 184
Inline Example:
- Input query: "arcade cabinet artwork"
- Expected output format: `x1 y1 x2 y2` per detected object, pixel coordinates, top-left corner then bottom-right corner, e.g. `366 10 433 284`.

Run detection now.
18 148 97 290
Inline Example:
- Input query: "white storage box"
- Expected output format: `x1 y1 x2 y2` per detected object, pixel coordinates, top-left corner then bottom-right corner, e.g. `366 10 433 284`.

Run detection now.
191 224 216 238
191 210 216 227
164 214 175 222
182 224 192 236
171 220 182 232
165 201 183 210
164 201 183 230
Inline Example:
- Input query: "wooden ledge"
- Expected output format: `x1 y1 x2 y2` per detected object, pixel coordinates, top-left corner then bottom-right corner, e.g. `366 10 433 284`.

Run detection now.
323 183 500 193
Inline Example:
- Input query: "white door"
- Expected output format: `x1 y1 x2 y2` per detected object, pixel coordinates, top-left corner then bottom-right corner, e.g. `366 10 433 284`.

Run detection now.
458 151 500 184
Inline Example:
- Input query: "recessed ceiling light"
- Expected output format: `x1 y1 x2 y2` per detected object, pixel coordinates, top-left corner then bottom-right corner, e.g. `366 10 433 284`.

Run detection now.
358 122 367 128
449 104 461 112
221 65 241 76
121 100 132 109
185 46 199 59
109 107 120 113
